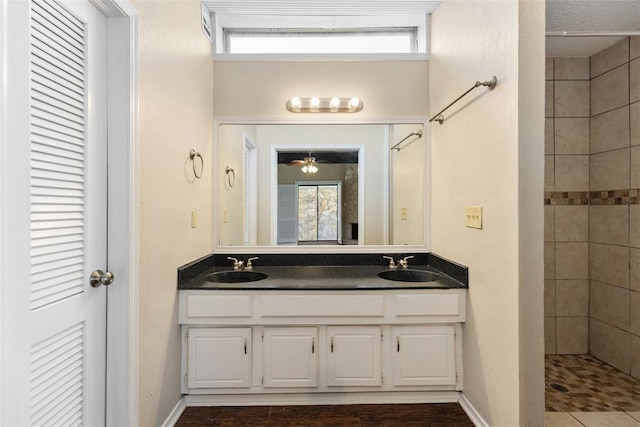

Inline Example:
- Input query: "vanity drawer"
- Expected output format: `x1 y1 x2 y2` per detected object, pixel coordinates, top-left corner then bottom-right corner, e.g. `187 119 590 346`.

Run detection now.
394 293 461 317
184 294 253 318
259 294 385 317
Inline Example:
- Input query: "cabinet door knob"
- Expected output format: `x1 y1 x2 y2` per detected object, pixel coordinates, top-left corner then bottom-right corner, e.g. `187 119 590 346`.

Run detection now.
330 336 334 353
397 337 400 352
244 338 247 354
312 337 315 354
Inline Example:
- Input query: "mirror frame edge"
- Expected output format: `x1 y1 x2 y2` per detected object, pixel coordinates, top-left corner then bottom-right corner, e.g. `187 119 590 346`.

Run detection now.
212 116 431 254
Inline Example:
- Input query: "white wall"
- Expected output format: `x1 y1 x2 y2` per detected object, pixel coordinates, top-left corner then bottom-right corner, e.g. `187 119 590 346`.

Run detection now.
213 60 428 119
132 1 213 425
429 0 544 425
391 124 425 245
218 124 256 246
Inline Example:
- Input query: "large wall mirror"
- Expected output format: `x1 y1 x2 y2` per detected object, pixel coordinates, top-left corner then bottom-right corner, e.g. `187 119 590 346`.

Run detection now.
215 122 427 251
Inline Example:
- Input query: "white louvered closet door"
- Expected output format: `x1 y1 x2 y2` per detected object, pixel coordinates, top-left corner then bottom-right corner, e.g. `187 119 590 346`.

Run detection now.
29 0 108 425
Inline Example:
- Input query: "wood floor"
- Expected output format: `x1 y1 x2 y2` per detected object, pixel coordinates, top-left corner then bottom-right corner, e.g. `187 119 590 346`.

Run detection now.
175 403 474 426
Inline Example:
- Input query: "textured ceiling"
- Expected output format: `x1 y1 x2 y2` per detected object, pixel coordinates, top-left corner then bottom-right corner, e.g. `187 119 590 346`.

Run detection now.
547 0 640 57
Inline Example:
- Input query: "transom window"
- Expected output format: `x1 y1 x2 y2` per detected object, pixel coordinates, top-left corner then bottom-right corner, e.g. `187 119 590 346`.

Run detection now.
224 28 418 54
202 11 430 57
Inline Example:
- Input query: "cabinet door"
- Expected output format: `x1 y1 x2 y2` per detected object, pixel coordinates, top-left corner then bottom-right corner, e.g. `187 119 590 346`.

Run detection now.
263 327 318 388
392 326 456 386
327 326 382 386
187 328 251 389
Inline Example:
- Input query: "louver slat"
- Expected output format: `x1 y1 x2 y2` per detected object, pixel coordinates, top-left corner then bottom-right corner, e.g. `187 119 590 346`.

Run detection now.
31 230 84 247
30 17 85 67
31 177 84 190
31 116 84 141
31 150 84 170
31 241 84 258
32 248 84 268
31 141 84 167
31 265 84 286
32 0 84 45
31 86 84 121
31 254 83 275
30 322 84 427
32 160 84 178
31 204 84 214
31 79 84 112
30 0 86 313
32 100 85 131
31 126 84 148
31 275 85 306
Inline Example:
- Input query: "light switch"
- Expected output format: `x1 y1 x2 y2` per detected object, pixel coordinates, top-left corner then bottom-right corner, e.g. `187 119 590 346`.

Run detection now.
400 207 408 220
191 210 198 228
465 206 482 229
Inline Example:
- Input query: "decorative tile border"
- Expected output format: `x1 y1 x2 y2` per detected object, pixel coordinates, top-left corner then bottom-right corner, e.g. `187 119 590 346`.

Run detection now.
544 191 589 205
544 189 640 206
590 189 640 205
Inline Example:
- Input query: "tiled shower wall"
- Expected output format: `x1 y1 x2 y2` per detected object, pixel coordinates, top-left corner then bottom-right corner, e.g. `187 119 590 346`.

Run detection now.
545 56 590 355
545 37 640 381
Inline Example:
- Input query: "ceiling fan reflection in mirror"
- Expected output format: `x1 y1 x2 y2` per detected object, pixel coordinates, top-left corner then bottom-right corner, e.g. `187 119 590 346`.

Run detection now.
287 154 324 174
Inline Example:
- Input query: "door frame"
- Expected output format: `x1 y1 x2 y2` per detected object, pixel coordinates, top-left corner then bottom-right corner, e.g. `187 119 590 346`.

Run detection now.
269 144 365 245
0 0 139 425
99 1 139 425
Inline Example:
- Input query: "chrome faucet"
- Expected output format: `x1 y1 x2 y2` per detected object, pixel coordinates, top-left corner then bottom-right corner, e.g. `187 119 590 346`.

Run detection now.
398 256 414 269
227 257 244 270
228 256 259 270
383 256 397 269
246 257 259 269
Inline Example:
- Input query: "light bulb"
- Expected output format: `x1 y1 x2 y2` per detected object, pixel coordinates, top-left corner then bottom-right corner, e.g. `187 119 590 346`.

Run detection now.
301 165 308 173
349 97 360 108
290 97 301 108
310 97 320 108
330 97 340 108
309 164 318 173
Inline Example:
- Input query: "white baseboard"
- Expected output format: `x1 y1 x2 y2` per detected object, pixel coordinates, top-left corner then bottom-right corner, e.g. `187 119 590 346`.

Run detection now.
185 391 459 407
167 392 487 426
458 393 489 427
161 397 187 427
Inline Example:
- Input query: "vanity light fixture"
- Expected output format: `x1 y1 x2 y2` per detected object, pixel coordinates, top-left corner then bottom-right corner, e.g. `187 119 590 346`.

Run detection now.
286 96 363 113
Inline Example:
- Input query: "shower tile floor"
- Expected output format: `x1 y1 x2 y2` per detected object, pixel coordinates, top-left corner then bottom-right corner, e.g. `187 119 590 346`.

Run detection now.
545 355 640 426
546 354 640 412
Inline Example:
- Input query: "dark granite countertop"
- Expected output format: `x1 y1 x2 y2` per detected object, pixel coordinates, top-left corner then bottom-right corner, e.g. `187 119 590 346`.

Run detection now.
178 253 468 291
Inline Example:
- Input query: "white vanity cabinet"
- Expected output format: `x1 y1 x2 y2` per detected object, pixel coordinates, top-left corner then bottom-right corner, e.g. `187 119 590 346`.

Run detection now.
263 327 318 388
179 289 465 403
392 325 456 386
185 327 251 389
326 326 382 387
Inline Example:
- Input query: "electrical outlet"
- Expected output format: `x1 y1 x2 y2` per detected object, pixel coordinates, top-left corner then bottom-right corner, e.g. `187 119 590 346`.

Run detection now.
465 206 482 229
191 210 198 228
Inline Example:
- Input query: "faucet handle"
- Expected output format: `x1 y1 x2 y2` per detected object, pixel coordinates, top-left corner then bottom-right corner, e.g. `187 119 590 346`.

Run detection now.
398 255 414 268
227 257 241 270
246 257 259 269
382 256 397 269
